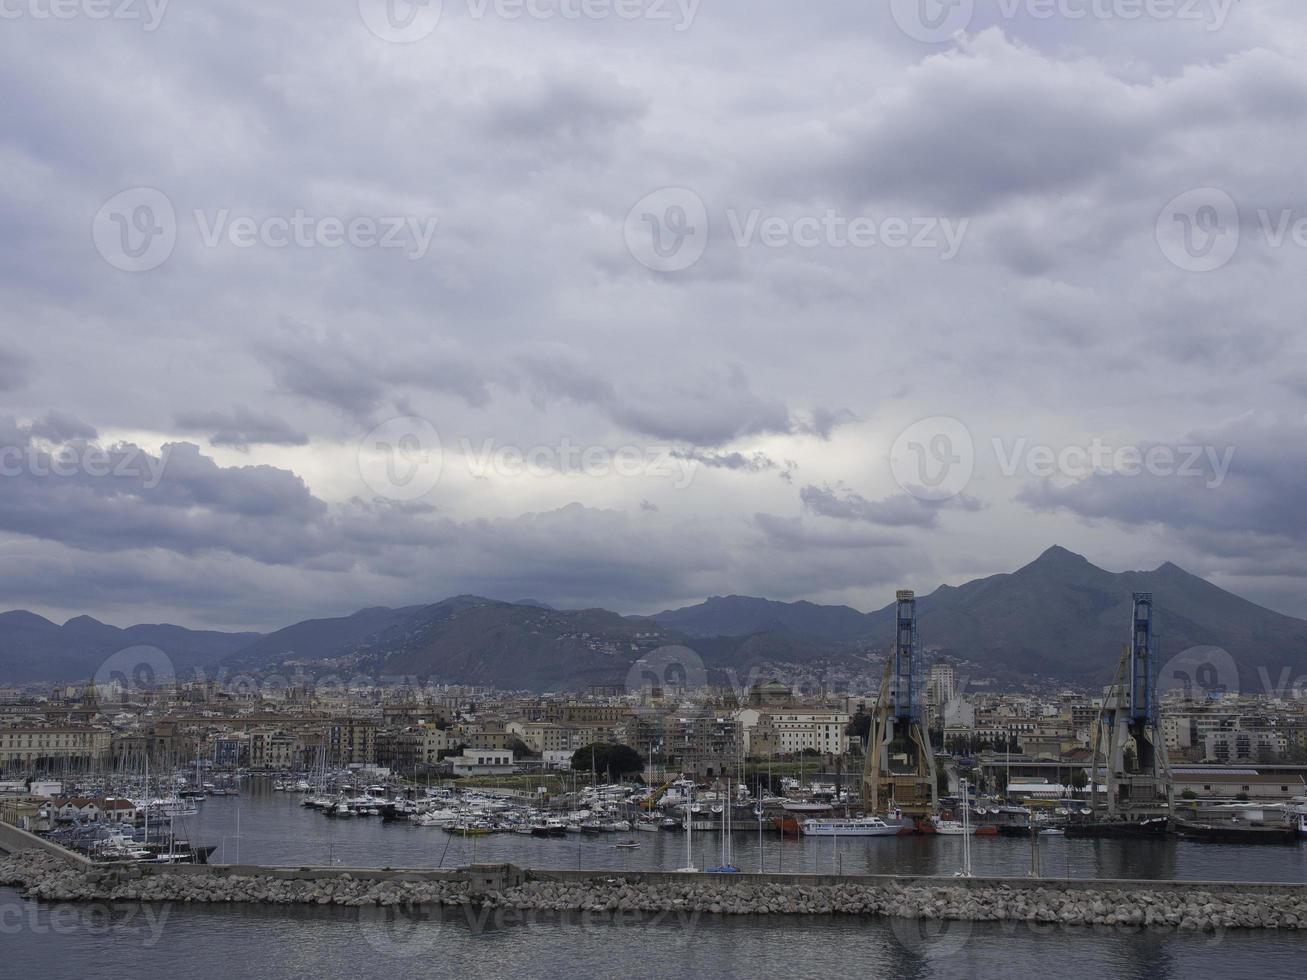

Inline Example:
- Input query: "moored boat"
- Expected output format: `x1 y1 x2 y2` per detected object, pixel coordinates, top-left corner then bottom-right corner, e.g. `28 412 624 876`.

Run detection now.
930 816 975 836
800 816 900 837
1064 816 1169 839
1173 818 1298 845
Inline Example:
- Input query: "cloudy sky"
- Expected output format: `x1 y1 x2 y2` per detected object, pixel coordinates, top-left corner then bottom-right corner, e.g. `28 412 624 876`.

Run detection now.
2 0 1306 631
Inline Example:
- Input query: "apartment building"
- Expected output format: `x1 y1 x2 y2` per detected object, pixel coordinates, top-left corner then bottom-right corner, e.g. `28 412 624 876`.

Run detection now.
375 726 448 769
326 718 378 766
249 729 299 770
506 721 574 755
739 708 850 757
0 726 111 769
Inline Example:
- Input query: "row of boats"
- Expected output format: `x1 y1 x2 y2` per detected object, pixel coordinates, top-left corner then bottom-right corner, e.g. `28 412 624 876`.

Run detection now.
300 786 676 836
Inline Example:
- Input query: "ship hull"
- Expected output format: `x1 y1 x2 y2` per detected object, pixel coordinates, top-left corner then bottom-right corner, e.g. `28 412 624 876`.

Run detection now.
1064 817 1170 839
1174 820 1298 845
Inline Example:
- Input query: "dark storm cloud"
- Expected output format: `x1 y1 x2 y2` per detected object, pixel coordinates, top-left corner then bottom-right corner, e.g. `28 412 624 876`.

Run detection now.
173 406 309 450
777 32 1307 215
1017 415 1304 542
2 5 1307 627
672 448 797 480
800 484 982 529
0 351 28 392
752 512 904 551
481 70 648 155
257 334 387 420
257 328 495 419
26 410 97 443
793 406 858 440
517 353 797 446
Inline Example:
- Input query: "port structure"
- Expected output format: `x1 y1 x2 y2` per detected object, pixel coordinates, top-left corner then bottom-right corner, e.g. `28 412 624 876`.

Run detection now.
863 590 937 817
1089 592 1173 817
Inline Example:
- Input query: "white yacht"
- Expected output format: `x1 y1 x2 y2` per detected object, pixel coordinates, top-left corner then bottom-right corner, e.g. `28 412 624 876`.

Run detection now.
800 816 900 837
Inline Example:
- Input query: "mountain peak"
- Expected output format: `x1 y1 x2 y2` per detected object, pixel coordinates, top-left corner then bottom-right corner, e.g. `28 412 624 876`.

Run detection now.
0 610 58 629
62 614 108 629
1035 545 1089 565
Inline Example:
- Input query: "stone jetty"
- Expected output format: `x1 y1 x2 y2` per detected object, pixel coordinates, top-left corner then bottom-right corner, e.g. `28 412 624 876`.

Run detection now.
3 849 1305 932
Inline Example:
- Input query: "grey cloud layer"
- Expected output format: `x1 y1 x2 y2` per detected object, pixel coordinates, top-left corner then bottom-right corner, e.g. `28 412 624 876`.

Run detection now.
1 4 1306 626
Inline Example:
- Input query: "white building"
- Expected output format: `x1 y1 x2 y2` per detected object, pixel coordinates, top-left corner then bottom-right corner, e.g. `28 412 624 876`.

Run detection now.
450 749 516 777
738 709 850 756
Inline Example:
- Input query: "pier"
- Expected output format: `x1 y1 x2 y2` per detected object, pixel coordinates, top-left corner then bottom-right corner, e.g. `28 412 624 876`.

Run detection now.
4 830 1307 933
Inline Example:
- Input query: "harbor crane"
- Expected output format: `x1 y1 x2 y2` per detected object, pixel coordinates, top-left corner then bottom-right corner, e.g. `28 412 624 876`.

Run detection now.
1089 592 1173 817
863 590 937 817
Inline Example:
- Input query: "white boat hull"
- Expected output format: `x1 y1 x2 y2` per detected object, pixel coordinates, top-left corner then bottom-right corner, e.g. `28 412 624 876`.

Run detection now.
801 819 900 837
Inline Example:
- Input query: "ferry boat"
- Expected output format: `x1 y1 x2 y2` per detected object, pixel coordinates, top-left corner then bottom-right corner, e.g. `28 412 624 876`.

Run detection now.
800 816 900 837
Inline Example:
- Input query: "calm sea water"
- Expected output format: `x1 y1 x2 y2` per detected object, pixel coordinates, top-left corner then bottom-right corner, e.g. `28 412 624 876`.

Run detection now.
4 886 1306 980
182 783 1307 882
6 781 1307 979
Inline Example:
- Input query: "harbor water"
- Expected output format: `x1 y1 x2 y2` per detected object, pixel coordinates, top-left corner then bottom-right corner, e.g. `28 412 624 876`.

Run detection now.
4 882 1307 980
184 784 1307 882
7 782 1307 979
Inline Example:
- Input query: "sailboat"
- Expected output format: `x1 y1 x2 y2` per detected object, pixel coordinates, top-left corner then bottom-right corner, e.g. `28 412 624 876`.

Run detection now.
706 775 740 873
676 781 698 873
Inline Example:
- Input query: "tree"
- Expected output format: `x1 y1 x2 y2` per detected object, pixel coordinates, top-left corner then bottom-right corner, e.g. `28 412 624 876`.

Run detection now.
1069 768 1088 791
846 711 871 744
1180 789 1197 800
505 737 538 759
571 743 643 778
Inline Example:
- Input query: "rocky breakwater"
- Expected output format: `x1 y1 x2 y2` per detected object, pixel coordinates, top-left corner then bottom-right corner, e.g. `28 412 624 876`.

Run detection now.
492 878 1307 931
0 850 471 907
3 850 1306 932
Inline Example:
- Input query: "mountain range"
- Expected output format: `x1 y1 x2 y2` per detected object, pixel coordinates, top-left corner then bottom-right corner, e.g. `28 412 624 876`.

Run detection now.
2 547 1304 692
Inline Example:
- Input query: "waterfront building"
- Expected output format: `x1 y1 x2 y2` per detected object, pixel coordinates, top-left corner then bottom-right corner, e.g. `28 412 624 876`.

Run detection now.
449 749 515 776
0 726 111 771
